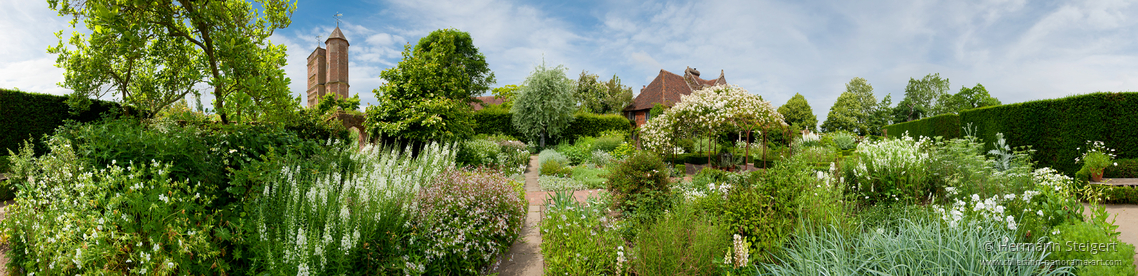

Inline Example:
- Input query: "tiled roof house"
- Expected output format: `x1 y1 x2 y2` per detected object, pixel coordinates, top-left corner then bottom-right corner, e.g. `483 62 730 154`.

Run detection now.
469 96 506 111
624 67 727 128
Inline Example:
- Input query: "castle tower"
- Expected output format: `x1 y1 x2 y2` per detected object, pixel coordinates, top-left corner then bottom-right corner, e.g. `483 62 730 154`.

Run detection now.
305 27 350 108
305 47 327 107
325 27 350 100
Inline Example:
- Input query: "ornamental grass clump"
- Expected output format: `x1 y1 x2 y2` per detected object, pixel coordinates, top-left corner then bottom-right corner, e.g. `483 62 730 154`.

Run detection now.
412 169 526 275
761 216 1072 275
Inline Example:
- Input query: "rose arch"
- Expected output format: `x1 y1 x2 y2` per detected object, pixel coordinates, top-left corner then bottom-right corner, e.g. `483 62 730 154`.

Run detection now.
639 84 787 167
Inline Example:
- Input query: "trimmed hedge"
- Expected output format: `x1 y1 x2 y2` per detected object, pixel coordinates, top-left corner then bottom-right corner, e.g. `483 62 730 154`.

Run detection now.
1104 158 1138 178
1087 185 1138 204
472 110 631 144
1 89 120 156
883 113 959 139
882 92 1138 176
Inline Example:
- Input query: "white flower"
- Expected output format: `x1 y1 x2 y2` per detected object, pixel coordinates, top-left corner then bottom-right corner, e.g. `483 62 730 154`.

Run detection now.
1037 210 1044 217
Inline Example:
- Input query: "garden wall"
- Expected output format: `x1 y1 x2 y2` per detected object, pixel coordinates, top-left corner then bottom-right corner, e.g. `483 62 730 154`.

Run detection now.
0 89 120 156
472 109 632 143
883 92 1138 175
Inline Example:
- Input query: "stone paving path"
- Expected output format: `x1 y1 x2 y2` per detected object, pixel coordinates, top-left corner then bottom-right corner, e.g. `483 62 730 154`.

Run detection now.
490 156 545 276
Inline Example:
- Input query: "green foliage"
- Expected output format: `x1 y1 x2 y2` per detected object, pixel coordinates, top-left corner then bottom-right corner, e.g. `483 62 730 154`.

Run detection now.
649 103 666 119
48 0 298 123
1087 185 1138 204
412 170 525 275
884 92 1138 176
539 175 584 191
592 136 624 153
0 89 120 156
490 84 522 109
821 91 864 134
1104 158 1138 178
512 63 575 146
611 142 635 160
571 164 609 189
607 151 671 225
457 138 501 167
761 216 1070 275
248 142 456 275
719 161 805 262
778 93 817 132
561 113 633 145
826 131 857 151
315 93 361 115
1046 211 1137 275
589 150 615 168
540 191 624 275
541 160 572 178
557 138 593 165
4 131 223 274
368 28 494 144
882 113 960 139
575 71 634 115
538 149 570 172
943 83 1001 114
898 73 951 122
471 107 523 138
632 201 729 276
847 136 931 204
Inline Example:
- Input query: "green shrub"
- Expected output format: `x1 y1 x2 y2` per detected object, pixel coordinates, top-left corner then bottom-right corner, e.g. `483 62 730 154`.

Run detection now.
472 108 523 138
607 151 670 223
610 142 635 160
719 161 804 262
571 165 608 189
561 113 632 143
457 138 501 167
1086 185 1138 204
541 191 623 275
1046 211 1136 274
1104 158 1138 178
412 169 526 275
3 137 220 275
558 139 593 165
538 149 570 172
692 136 721 153
827 131 857 151
540 159 572 177
590 150 615 167
885 92 1138 176
592 135 624 152
0 89 121 156
538 175 585 191
632 201 729 276
675 164 686 176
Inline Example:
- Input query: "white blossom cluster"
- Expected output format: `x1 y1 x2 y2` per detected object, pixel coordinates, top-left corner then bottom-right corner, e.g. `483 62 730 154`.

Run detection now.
639 84 786 153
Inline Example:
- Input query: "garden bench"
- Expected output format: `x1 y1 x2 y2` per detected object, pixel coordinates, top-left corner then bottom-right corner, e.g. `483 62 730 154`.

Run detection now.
1091 178 1138 188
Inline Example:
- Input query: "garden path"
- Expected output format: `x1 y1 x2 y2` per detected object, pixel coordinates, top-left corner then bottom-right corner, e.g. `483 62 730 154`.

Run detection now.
491 155 545 276
1082 203 1138 270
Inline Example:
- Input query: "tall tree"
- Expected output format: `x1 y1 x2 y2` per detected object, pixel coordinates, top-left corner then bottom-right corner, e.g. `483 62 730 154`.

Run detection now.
575 71 607 113
945 83 1001 113
574 72 633 114
490 84 523 109
512 63 575 147
845 77 879 135
777 93 817 132
821 92 863 134
49 0 298 124
367 28 494 144
899 73 951 122
602 74 634 114
868 94 893 135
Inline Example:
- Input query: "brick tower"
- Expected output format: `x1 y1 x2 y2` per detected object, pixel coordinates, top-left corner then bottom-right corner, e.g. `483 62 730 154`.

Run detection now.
306 27 350 108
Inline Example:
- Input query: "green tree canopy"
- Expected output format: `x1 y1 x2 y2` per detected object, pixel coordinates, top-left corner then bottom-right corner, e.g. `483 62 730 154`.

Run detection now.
366 28 493 144
821 92 863 134
512 63 575 147
899 73 951 122
945 83 1001 113
777 93 817 132
846 77 880 134
490 84 523 109
48 0 298 123
574 71 633 114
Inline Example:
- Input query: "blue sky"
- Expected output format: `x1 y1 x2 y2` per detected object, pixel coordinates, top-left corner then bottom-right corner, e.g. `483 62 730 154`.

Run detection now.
3 0 1138 125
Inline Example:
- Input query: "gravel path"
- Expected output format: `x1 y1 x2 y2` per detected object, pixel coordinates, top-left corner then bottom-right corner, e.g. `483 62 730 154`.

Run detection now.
1082 203 1138 270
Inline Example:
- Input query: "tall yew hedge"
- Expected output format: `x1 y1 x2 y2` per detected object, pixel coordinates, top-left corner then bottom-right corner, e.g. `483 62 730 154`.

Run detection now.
1 89 120 155
883 92 1138 175
472 109 631 143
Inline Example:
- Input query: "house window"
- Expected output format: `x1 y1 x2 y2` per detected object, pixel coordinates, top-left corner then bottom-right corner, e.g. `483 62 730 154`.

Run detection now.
646 111 651 121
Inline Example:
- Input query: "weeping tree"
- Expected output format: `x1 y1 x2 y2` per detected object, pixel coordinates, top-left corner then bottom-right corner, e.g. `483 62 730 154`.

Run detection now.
511 62 575 147
640 84 786 168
